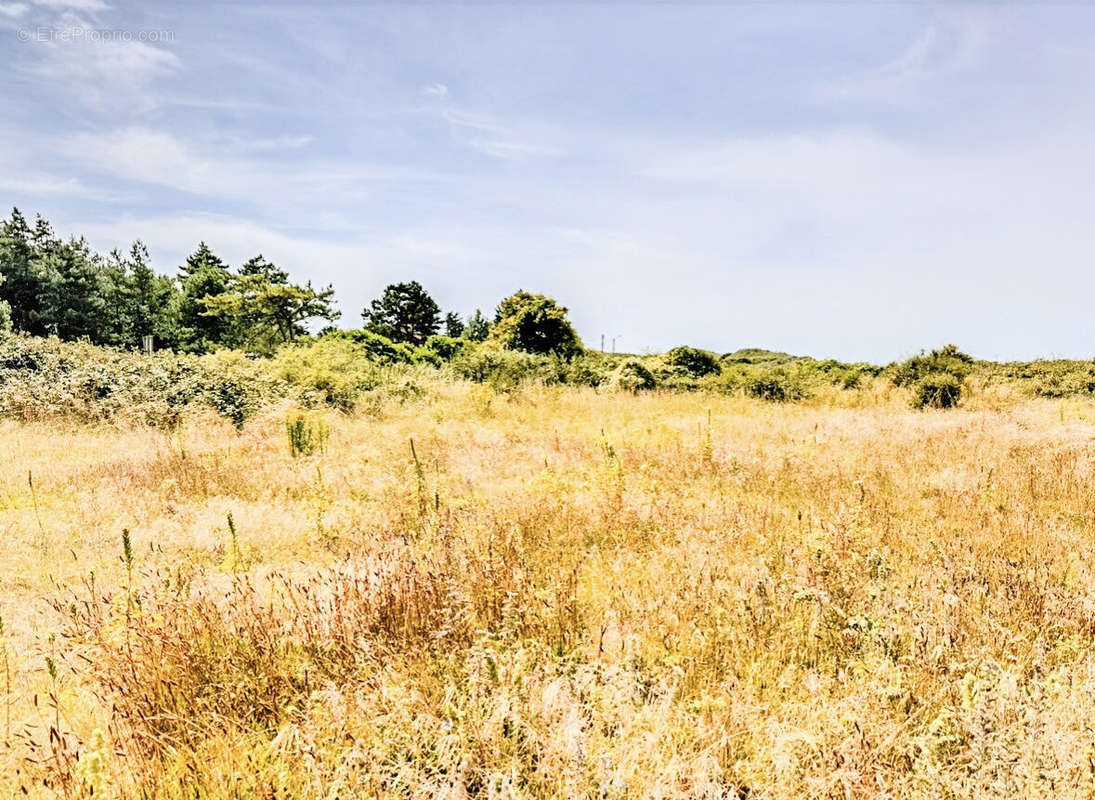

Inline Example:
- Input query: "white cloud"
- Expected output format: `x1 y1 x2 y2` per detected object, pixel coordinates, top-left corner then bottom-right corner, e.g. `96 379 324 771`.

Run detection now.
466 138 560 160
32 0 109 10
421 82 448 97
441 108 560 160
817 10 1008 106
0 2 29 18
220 134 315 152
0 173 117 201
25 35 179 111
56 127 443 220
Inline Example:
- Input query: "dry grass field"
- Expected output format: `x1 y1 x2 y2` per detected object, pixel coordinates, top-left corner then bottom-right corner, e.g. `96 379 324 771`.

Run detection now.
4 380 1095 798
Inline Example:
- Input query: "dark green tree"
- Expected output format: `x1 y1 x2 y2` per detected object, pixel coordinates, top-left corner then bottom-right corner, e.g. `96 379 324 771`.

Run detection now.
177 242 232 352
202 255 339 353
40 237 107 341
463 309 490 342
103 241 180 350
665 346 721 377
0 208 50 335
362 280 440 344
488 290 583 358
443 311 465 338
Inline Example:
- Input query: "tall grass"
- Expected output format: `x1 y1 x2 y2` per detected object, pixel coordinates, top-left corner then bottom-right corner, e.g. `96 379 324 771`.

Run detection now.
3 380 1095 797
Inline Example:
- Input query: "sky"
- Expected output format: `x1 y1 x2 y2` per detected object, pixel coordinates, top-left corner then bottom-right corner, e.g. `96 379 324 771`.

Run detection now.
2 1 1095 362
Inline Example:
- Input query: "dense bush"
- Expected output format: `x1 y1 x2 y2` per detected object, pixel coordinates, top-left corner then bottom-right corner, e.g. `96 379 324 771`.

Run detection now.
268 336 387 412
0 334 280 427
0 333 435 424
892 344 973 387
892 344 972 409
322 329 419 364
743 368 808 402
424 334 467 361
914 373 963 409
562 352 613 388
449 345 558 390
988 360 1095 398
609 359 657 392
665 345 721 377
488 291 583 358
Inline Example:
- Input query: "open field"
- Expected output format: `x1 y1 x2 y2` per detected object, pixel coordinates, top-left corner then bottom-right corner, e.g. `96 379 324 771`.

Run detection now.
5 382 1095 797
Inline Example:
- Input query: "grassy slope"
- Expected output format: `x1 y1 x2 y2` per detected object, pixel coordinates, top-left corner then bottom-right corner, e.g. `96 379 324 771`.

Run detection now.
4 382 1095 796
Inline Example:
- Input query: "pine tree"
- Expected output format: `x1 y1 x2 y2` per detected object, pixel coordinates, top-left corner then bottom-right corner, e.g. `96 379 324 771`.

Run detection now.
0 208 49 335
178 242 232 352
443 311 465 338
202 254 339 353
463 309 490 342
362 281 440 344
41 238 107 341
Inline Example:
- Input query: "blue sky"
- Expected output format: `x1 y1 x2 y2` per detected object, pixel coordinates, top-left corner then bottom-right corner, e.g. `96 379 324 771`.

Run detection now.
2 1 1095 361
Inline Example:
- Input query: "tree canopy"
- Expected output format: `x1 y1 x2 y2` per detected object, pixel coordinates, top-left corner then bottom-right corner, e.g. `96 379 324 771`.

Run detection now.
202 255 339 353
0 209 597 366
488 290 583 358
362 281 441 344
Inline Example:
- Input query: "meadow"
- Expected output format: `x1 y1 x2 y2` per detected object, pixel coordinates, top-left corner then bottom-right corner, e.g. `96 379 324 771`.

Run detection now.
4 346 1095 798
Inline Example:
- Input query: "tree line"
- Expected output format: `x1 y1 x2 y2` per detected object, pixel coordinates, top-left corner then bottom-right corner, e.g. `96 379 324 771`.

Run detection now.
0 208 584 357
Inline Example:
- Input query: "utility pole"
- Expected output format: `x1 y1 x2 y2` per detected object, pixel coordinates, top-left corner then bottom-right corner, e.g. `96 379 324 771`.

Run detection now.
600 333 605 352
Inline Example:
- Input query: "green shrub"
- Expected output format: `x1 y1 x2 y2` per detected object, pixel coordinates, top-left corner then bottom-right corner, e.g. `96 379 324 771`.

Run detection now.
424 334 467 361
744 369 807 402
286 409 331 457
665 346 721 377
269 337 384 412
893 344 973 387
323 329 418 365
487 291 583 358
564 352 613 388
913 373 963 409
449 346 557 389
609 360 656 392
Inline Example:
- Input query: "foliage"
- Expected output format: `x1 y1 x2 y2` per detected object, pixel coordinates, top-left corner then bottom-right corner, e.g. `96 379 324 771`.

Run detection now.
463 308 490 341
0 209 48 335
424 334 467 360
743 367 808 402
178 242 233 353
362 280 440 344
892 344 973 387
722 347 800 364
268 336 390 412
488 290 583 358
892 344 972 410
286 409 331 457
449 344 557 389
914 372 963 409
664 345 721 377
443 311 465 338
202 255 339 354
609 359 657 392
0 334 277 427
107 242 180 350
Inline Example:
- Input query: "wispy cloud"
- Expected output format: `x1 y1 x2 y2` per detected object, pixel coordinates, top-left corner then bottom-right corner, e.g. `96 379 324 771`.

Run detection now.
0 2 29 18
421 82 448 98
57 127 443 220
32 0 108 10
441 108 561 161
23 33 179 112
222 134 315 152
817 10 1005 106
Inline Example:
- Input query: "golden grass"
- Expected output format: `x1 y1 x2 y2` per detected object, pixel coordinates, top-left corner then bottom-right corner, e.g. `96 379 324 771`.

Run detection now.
4 381 1095 797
